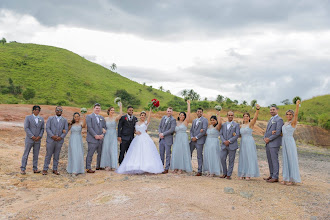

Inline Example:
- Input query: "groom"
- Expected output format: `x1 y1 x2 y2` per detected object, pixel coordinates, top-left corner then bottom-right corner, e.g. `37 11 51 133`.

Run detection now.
158 107 176 174
190 108 208 176
264 104 284 183
219 111 240 179
118 105 138 164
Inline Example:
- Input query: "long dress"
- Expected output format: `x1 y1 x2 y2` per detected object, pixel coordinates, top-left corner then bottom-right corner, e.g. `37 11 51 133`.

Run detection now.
170 124 192 172
203 127 223 175
282 124 301 182
100 120 118 169
67 125 85 174
116 122 164 174
237 126 260 177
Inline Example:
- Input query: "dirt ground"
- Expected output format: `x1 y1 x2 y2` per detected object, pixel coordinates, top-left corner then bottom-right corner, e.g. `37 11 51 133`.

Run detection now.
0 104 329 219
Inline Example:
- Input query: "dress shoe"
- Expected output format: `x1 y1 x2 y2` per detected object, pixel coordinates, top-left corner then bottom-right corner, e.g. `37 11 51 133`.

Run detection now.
53 170 60 175
86 169 95 173
96 168 105 170
263 176 272 180
195 172 202 176
162 170 168 174
20 170 26 175
42 170 48 175
219 174 227 178
266 178 278 183
226 176 232 180
33 170 41 173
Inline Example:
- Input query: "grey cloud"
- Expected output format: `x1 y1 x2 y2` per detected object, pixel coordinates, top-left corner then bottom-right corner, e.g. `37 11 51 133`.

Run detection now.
1 0 330 40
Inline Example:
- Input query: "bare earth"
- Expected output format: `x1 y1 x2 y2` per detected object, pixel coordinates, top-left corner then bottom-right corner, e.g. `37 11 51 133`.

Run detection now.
0 104 329 219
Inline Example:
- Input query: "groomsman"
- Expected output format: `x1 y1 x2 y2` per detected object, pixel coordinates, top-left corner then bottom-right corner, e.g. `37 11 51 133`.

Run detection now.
20 105 44 175
264 104 284 183
117 106 137 165
190 108 208 176
43 106 68 175
158 107 176 174
219 111 240 179
86 103 107 173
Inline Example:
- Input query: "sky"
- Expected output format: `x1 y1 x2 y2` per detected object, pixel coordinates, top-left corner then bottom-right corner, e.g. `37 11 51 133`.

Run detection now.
1 0 329 106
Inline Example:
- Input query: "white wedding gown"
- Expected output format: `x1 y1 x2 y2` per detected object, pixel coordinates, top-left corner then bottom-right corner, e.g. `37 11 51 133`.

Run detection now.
116 121 164 174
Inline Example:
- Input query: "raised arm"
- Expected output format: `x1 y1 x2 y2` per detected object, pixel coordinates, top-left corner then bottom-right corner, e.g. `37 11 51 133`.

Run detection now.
216 110 222 131
147 108 152 124
291 100 300 128
184 100 191 126
82 115 87 128
250 104 260 129
115 102 123 121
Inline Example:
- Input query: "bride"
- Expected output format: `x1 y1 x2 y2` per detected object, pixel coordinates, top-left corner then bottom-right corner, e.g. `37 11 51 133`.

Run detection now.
116 108 164 174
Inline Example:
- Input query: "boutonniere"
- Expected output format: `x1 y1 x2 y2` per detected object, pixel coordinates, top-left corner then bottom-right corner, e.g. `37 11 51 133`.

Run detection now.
39 119 42 122
100 118 103 121
271 121 275 124
125 117 128 121
233 132 236 136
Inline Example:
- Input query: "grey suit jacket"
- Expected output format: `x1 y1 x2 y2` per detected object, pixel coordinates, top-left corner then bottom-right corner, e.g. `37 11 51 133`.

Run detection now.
46 116 68 144
158 115 176 145
264 115 284 148
220 121 240 150
24 115 45 144
190 116 208 144
86 113 107 143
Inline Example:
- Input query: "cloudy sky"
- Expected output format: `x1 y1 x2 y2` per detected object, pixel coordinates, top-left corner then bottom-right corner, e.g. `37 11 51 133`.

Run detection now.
1 0 329 105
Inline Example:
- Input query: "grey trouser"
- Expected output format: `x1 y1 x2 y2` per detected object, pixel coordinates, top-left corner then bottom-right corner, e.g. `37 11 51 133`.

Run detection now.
220 148 237 176
21 142 40 171
190 141 204 173
43 141 63 171
266 145 280 179
159 139 172 170
86 141 103 169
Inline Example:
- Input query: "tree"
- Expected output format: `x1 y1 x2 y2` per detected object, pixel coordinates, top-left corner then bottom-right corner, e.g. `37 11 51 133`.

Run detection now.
281 99 291 105
159 86 164 91
233 100 238 105
23 88 36 100
0 37 6 45
226 97 233 105
143 82 146 86
181 89 188 98
115 89 141 106
110 63 117 71
204 97 208 101
250 99 257 108
216 95 224 103
242 100 247 105
292 96 301 104
166 90 171 94
187 89 200 101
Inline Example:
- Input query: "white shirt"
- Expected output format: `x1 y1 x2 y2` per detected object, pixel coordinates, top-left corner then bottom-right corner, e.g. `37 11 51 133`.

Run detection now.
227 121 233 130
33 114 39 124
270 114 278 121
94 113 100 123
56 116 61 122
127 114 133 121
196 117 201 126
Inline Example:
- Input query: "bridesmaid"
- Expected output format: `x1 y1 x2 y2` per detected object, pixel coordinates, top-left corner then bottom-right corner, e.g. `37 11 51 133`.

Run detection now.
67 112 86 175
237 104 261 180
170 100 192 174
100 102 123 171
203 112 223 177
281 100 301 185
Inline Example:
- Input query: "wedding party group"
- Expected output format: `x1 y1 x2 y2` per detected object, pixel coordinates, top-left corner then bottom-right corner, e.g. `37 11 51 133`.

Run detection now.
20 99 302 186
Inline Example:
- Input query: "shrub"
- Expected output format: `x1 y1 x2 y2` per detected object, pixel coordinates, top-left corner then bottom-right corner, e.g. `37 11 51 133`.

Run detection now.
115 89 141 107
318 113 330 130
23 88 36 100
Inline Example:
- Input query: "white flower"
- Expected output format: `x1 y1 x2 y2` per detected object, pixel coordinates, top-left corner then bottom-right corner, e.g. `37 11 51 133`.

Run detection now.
80 108 87 114
114 97 121 106
214 105 222 111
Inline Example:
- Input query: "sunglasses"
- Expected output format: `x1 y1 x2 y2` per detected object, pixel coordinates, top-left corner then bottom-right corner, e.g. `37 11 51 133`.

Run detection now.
56 109 63 112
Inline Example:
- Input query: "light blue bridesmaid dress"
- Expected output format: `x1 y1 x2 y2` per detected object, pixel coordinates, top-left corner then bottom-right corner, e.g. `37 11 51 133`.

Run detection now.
282 124 301 182
67 125 85 174
237 126 260 177
203 127 223 175
170 124 192 172
100 120 118 169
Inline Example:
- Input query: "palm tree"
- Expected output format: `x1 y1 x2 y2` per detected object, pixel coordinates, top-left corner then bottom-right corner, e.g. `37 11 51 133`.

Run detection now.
250 99 257 108
159 86 164 91
216 95 224 103
110 63 117 71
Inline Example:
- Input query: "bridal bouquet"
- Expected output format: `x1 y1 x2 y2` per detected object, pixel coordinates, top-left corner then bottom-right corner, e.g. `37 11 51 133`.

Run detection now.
214 105 222 111
148 98 160 109
80 108 87 114
114 97 121 106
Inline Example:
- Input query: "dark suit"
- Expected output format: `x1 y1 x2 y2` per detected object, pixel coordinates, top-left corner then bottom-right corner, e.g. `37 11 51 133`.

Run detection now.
118 114 137 164
21 114 45 171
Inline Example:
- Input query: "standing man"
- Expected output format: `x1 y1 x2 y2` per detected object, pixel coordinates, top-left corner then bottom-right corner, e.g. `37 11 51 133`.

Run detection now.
43 106 68 175
158 107 176 174
20 105 45 175
190 108 208 176
219 111 240 179
86 103 107 173
118 105 137 165
264 104 284 183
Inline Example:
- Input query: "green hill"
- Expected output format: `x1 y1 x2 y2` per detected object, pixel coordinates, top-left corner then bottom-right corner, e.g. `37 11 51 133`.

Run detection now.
0 42 176 108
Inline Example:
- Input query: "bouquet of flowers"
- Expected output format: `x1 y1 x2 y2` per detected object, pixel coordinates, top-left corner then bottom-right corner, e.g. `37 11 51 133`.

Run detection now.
114 97 121 106
214 105 222 111
148 98 160 109
80 108 87 114
184 96 190 102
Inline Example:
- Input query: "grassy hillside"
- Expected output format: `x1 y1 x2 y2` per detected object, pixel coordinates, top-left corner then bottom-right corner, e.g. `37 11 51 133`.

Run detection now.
0 42 176 109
